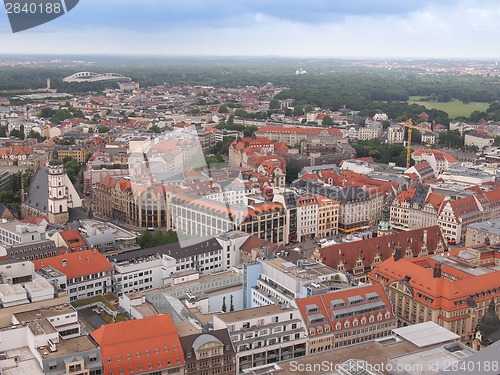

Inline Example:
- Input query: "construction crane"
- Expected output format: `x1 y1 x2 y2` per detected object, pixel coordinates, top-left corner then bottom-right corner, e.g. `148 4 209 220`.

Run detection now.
399 119 432 168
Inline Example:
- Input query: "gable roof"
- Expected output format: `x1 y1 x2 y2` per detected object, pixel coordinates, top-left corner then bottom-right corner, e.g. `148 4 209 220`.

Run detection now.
315 226 446 272
33 249 113 279
295 284 394 334
91 315 184 375
24 166 49 212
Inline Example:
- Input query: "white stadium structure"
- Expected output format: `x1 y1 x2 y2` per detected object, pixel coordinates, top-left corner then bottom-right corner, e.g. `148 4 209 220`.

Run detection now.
63 72 132 83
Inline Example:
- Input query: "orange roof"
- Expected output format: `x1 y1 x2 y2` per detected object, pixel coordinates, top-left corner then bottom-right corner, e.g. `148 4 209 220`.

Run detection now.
91 315 184 375
257 126 342 137
370 248 500 312
296 284 394 333
33 250 113 280
317 226 446 273
60 229 86 245
19 216 48 225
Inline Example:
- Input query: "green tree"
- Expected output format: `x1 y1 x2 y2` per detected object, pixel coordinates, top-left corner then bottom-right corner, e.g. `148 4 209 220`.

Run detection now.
493 136 500 146
218 105 230 114
137 230 153 249
222 297 227 312
27 130 44 141
286 163 301 183
322 115 333 125
269 99 281 110
230 295 234 312
234 108 248 117
293 105 303 117
98 126 110 133
63 158 80 183
304 105 315 113
150 125 161 133
9 129 24 139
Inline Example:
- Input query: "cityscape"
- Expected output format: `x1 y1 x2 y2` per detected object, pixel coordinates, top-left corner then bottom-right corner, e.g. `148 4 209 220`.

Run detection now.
1 2 500 375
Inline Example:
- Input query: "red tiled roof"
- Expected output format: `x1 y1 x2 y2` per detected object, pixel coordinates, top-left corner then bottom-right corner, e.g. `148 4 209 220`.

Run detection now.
257 126 343 137
370 247 500 312
19 216 48 225
296 284 394 334
316 226 446 273
91 315 184 375
33 250 113 280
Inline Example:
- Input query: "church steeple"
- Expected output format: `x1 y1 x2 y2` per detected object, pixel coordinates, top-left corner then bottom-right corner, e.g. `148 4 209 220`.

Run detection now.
47 149 69 224
378 204 392 237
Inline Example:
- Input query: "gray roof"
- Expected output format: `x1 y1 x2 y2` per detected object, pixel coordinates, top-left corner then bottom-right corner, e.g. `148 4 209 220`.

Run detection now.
393 321 460 347
412 184 431 208
110 237 223 262
85 233 116 247
192 334 223 350
24 166 49 212
467 218 500 237
292 180 369 203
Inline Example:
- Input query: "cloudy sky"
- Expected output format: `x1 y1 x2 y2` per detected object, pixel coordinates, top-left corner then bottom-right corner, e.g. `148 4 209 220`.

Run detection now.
1 0 500 58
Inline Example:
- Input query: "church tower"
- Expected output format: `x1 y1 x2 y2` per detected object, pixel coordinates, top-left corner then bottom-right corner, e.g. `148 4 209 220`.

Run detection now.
377 204 393 237
47 150 70 224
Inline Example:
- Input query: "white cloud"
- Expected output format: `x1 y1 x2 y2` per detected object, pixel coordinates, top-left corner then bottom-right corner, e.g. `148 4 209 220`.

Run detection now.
1 0 500 57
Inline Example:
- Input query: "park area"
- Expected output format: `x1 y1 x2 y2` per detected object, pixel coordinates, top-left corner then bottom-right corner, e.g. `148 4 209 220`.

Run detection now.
408 96 489 118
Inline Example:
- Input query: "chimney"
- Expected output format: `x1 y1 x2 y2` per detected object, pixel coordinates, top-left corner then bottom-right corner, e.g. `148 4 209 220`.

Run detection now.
87 257 90 262
433 261 442 278
62 259 67 267
393 244 402 262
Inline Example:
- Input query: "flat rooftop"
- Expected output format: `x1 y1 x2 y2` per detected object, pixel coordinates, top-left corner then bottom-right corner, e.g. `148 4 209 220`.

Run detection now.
392 321 460 348
37 335 98 358
14 304 76 335
278 339 419 375
262 257 336 281
216 304 294 323
467 219 500 236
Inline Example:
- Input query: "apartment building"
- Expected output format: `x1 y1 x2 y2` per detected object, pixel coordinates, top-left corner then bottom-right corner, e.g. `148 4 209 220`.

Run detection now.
390 186 447 231
56 144 91 163
91 314 185 375
387 125 404 144
464 133 495 149
179 329 236 375
213 305 307 373
246 257 341 308
255 126 343 145
466 218 500 246
33 250 114 301
437 195 483 243
292 180 372 233
2 239 59 261
0 220 46 246
13 303 81 340
358 121 383 140
297 195 318 241
110 231 249 296
316 196 339 237
294 283 397 354
370 244 500 344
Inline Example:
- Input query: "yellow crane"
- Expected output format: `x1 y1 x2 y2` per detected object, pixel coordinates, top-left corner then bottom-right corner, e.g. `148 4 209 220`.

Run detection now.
399 119 432 168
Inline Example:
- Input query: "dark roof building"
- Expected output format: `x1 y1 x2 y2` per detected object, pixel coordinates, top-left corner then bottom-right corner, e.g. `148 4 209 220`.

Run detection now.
179 329 236 375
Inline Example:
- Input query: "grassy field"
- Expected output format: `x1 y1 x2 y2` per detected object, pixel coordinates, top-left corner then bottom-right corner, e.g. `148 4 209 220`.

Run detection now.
408 96 489 118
